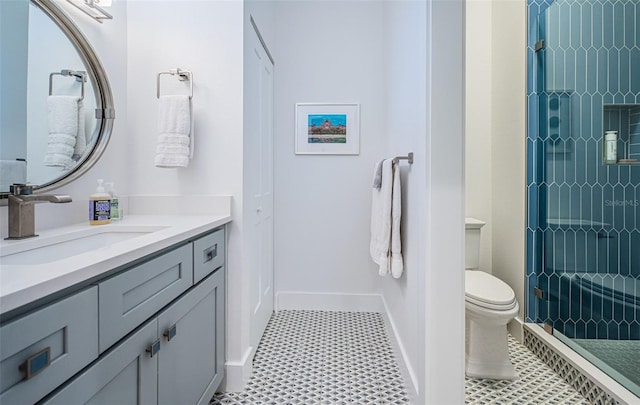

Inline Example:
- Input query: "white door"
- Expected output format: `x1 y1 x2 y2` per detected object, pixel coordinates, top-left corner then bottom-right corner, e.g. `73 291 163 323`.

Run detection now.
246 21 274 352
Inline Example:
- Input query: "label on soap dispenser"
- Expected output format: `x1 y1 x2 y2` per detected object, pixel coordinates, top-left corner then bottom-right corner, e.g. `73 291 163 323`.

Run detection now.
90 199 111 222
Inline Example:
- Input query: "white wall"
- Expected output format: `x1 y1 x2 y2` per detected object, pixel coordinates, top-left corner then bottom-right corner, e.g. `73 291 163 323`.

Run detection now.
490 0 527 331
425 1 466 402
380 0 427 399
273 1 387 299
465 0 493 274
465 0 527 336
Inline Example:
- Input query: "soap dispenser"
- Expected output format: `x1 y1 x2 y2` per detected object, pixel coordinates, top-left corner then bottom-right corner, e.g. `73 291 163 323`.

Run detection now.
90 179 111 225
107 182 120 221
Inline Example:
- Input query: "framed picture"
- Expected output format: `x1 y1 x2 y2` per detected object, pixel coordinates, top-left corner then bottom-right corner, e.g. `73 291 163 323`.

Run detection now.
295 103 360 155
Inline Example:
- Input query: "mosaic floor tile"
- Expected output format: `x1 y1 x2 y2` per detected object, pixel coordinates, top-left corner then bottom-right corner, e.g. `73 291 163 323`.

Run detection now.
211 310 591 404
211 310 409 405
465 335 589 405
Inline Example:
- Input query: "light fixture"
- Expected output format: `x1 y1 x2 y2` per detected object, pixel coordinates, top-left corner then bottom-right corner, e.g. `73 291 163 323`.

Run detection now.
66 0 113 23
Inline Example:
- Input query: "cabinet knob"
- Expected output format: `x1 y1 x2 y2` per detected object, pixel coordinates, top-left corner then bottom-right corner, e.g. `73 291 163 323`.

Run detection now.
164 324 177 341
146 339 161 357
19 347 51 380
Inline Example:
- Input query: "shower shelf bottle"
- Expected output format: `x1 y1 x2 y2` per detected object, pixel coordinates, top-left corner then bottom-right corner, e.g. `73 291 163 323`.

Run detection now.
89 179 111 225
603 130 618 164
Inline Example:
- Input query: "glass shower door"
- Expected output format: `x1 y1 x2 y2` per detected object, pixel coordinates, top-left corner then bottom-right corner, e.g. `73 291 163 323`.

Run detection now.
530 0 640 395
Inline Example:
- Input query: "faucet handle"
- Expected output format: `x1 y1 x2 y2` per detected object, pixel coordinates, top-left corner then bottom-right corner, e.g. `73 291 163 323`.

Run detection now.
9 184 33 196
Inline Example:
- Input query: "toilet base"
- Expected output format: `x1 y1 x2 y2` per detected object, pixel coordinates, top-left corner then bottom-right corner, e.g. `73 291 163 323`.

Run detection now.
466 316 519 380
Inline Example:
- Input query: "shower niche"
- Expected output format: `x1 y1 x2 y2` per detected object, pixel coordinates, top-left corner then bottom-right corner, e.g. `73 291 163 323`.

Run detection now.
602 105 640 165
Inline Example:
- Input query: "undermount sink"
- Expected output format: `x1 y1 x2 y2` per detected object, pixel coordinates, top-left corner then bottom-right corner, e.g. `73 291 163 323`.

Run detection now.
0 225 167 266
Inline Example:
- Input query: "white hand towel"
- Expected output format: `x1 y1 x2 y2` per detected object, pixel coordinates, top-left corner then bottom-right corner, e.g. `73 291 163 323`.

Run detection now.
390 163 404 278
370 159 394 275
154 95 193 168
72 99 87 159
370 159 404 278
44 96 79 169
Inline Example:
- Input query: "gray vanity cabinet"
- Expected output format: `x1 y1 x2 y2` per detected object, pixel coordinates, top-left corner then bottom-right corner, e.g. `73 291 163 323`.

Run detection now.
42 320 159 405
0 287 98 405
158 268 225 405
98 243 194 353
1 226 226 405
44 269 224 405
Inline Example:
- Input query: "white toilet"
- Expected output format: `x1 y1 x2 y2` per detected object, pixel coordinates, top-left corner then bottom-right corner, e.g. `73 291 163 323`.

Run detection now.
465 217 519 380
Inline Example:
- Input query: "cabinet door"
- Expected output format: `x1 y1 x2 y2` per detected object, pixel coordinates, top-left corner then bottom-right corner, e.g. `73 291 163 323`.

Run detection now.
0 287 98 405
99 244 193 352
43 320 158 405
157 269 225 405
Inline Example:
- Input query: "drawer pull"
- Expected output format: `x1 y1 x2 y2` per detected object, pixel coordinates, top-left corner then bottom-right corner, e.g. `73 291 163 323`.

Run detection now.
203 244 218 263
146 339 161 357
20 347 51 380
163 324 177 341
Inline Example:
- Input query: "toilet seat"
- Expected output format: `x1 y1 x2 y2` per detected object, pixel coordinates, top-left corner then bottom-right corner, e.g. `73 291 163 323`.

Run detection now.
465 270 517 311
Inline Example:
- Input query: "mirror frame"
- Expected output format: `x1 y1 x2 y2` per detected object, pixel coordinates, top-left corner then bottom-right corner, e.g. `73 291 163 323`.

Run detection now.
1 0 115 198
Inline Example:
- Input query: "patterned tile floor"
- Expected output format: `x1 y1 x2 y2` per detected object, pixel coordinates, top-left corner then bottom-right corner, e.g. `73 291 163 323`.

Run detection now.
465 336 589 404
211 310 589 405
211 310 409 404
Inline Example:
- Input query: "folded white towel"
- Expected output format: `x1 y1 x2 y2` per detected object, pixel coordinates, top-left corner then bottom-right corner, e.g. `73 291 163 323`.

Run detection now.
0 159 27 190
44 96 80 169
154 95 193 168
370 159 404 278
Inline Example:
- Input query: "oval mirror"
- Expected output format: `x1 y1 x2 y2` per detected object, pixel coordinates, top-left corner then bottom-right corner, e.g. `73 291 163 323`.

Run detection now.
0 0 114 197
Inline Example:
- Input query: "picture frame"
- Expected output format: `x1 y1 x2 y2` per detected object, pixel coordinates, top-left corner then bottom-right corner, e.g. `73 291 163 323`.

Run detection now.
295 103 360 155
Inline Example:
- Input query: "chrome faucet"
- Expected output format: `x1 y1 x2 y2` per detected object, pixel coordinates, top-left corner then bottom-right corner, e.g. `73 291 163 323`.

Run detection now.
5 184 72 240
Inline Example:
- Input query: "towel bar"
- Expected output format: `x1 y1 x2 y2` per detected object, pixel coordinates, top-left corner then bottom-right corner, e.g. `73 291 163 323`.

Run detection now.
49 70 86 100
393 152 414 164
157 68 193 99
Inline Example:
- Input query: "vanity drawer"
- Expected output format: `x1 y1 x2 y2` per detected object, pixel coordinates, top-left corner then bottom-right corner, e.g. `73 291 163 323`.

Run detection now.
0 287 98 405
193 228 225 284
98 244 193 352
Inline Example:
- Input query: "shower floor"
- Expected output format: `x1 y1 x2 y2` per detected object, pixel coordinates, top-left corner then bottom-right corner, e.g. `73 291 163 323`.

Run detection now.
573 339 640 393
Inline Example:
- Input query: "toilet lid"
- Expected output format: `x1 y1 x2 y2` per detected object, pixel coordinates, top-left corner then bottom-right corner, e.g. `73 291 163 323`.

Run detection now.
465 270 516 307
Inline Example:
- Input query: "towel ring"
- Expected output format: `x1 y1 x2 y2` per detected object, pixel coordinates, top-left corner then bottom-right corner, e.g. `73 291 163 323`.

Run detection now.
157 68 193 99
49 70 86 100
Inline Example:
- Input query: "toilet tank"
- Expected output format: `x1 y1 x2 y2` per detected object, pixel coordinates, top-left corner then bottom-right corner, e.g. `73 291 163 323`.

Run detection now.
465 217 485 270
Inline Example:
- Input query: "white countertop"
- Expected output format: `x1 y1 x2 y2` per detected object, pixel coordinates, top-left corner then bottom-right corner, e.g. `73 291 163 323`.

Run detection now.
0 214 231 315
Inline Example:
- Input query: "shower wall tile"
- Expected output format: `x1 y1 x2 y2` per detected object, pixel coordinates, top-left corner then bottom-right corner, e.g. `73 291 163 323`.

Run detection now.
527 0 640 338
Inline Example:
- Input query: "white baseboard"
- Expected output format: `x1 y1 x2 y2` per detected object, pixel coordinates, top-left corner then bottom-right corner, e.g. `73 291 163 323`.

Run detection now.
275 291 419 401
275 291 384 312
508 316 524 343
220 346 254 392
379 296 420 403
